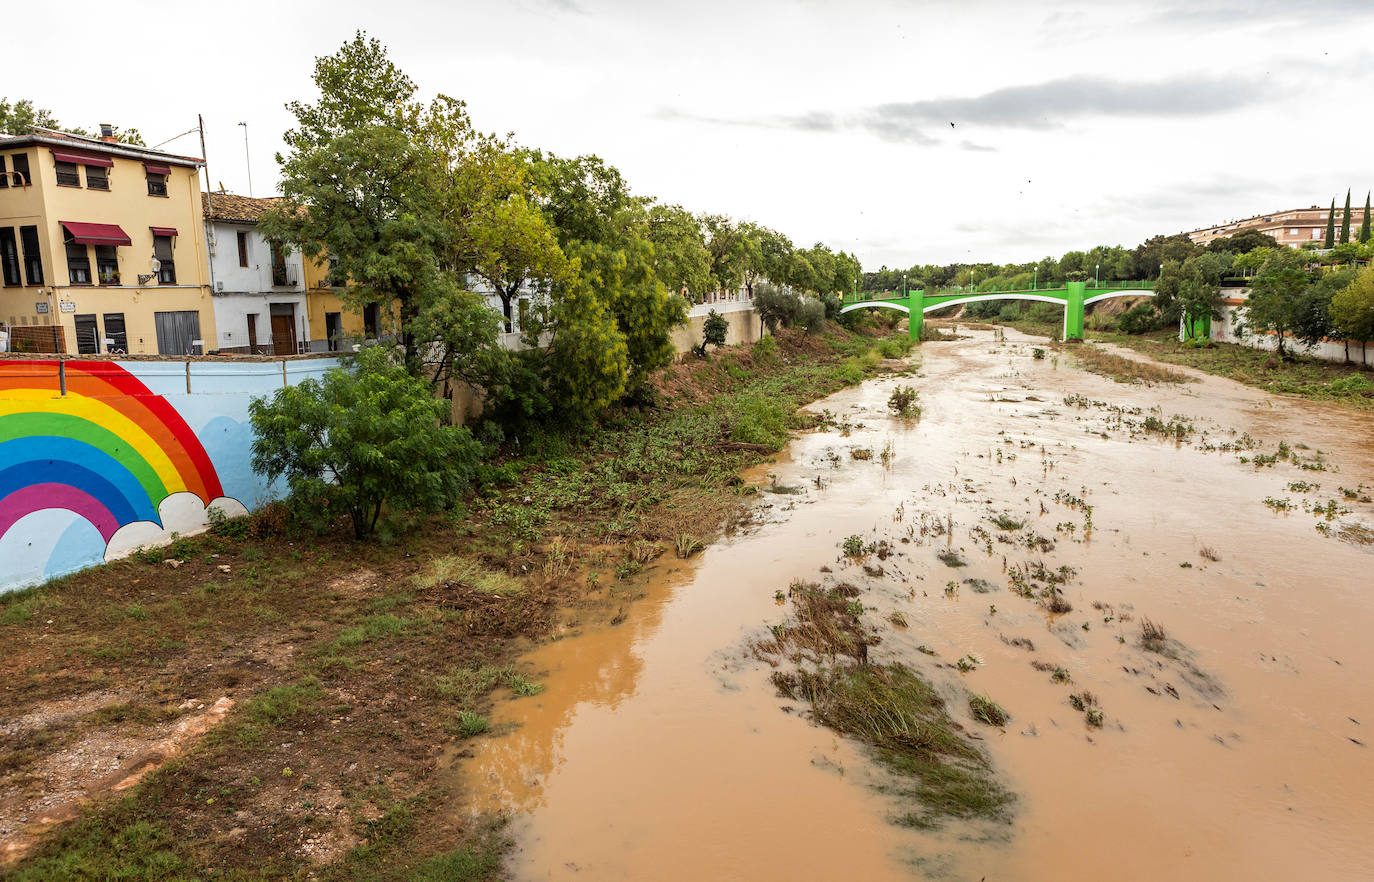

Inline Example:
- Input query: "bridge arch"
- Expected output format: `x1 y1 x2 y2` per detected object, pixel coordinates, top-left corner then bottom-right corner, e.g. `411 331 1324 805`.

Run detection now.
920 293 1068 313
838 300 910 315
1083 290 1155 308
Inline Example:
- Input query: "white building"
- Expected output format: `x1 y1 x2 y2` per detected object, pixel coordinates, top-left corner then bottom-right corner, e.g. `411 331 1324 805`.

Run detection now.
202 193 309 354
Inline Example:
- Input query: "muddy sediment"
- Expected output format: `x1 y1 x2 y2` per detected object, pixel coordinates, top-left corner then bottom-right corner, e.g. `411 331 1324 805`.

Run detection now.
463 327 1374 880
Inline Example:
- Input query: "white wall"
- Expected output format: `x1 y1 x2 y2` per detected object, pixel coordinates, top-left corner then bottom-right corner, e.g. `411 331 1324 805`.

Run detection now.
1213 298 1373 365
206 221 309 351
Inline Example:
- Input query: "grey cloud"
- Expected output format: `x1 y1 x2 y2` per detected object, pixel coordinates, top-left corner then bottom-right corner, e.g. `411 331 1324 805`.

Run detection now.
866 74 1269 135
960 140 996 153
1148 0 1374 24
661 73 1271 148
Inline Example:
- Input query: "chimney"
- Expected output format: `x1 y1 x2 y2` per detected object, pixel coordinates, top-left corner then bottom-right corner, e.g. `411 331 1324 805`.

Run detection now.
99 123 117 143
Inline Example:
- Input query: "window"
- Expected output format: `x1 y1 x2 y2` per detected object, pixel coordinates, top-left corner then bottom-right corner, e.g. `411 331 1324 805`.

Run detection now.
154 235 176 284
66 242 91 284
0 228 20 286
325 311 342 351
85 165 108 190
74 314 99 354
270 241 288 286
146 172 167 197
153 310 202 355
237 230 249 267
1289 228 1299 235
55 161 80 187
0 156 6 189
103 313 127 353
363 303 379 338
19 226 41 285
96 245 119 285
1312 229 1323 239
11 154 29 186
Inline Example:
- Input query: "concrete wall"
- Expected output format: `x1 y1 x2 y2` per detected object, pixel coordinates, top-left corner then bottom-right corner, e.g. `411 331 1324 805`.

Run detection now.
671 303 764 357
0 356 340 594
1213 297 1373 364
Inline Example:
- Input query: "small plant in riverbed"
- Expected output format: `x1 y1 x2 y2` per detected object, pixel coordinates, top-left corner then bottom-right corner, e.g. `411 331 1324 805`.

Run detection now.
969 694 1009 726
774 590 786 603
879 439 896 466
887 385 921 418
842 535 866 557
956 655 980 673
1140 617 1167 651
1031 347 1046 360
1045 591 1073 615
1051 667 1071 684
1199 545 1221 562
990 513 1025 531
675 534 703 559
945 580 959 597
850 447 873 460
1263 496 1293 512
937 549 967 567
888 611 908 628
1068 691 1097 712
1084 708 1104 728
456 711 489 738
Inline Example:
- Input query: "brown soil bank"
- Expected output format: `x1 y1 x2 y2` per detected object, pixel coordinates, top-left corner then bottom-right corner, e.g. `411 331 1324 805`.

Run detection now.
0 324 908 880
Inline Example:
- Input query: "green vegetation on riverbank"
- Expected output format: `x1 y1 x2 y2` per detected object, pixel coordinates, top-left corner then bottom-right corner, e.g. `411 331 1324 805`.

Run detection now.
0 326 911 880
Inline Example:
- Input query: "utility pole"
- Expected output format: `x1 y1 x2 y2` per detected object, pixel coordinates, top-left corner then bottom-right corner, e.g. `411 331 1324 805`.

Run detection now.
238 122 253 197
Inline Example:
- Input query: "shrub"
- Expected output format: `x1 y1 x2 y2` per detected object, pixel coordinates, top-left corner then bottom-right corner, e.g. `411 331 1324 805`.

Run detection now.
249 346 481 539
798 297 827 333
754 282 801 330
969 694 1008 726
728 393 791 448
887 385 920 418
1118 303 1160 335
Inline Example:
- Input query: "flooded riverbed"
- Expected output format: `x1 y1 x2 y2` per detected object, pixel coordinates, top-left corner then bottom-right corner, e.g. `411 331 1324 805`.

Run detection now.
462 329 1374 880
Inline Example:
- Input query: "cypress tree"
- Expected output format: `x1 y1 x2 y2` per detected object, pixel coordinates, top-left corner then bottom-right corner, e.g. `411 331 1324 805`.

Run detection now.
1324 199 1336 248
1340 189 1351 244
1361 192 1371 244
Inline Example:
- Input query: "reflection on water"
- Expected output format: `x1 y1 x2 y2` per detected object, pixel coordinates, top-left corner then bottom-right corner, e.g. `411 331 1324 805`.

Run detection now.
462 329 1374 881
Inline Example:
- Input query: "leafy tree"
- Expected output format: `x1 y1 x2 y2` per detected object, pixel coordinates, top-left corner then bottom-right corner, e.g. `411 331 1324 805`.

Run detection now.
1132 234 1197 278
249 346 480 539
262 33 489 371
1340 190 1352 245
694 309 728 358
1361 192 1371 245
1117 303 1160 335
519 269 630 419
702 214 751 295
407 289 507 417
0 98 144 144
753 282 800 330
1330 266 1374 364
644 204 712 300
1325 199 1336 249
1206 229 1278 254
1241 251 1310 357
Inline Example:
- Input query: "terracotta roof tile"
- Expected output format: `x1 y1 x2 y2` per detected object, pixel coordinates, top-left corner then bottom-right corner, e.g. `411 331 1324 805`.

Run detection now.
202 192 286 224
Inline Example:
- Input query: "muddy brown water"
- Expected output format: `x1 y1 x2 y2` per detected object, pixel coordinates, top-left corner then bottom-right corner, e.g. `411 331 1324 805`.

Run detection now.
460 329 1374 880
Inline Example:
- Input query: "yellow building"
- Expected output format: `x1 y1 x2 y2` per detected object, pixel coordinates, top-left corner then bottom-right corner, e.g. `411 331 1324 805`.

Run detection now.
301 251 400 350
0 126 214 355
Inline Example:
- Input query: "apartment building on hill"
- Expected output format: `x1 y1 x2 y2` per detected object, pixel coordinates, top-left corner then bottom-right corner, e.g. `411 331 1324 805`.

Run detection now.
1187 204 1369 249
0 126 214 354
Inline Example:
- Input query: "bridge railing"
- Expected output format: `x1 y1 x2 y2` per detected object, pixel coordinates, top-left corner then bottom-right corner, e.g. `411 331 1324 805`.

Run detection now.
846 280 1156 303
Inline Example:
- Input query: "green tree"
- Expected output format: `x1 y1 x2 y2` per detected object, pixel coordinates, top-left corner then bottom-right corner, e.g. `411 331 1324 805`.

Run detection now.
1361 192 1371 245
262 33 488 371
1206 229 1279 254
1341 190 1352 245
0 98 144 144
1242 252 1310 357
645 204 713 300
1330 266 1374 364
695 308 729 358
407 288 507 417
1325 199 1336 249
249 346 481 539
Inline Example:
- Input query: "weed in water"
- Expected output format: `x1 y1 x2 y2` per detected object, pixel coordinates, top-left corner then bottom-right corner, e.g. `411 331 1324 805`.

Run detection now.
888 611 909 629
1199 545 1221 562
937 549 967 568
842 535 866 557
456 711 489 738
1140 618 1168 652
1051 667 1072 684
990 514 1025 532
850 447 874 461
887 385 921 418
969 694 1009 727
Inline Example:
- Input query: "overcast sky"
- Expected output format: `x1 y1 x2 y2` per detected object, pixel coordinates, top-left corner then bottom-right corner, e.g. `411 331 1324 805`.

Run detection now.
8 0 1374 269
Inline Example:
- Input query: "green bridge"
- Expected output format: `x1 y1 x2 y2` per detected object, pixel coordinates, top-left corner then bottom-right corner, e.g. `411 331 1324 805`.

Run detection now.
841 280 1162 341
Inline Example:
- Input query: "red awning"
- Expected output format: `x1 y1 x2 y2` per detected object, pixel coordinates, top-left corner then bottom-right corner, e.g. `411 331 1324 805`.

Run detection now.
149 226 178 238
60 221 132 247
143 163 171 176
51 150 113 168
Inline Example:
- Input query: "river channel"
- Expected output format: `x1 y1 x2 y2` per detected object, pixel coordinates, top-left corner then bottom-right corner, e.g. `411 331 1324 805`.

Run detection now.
461 328 1374 880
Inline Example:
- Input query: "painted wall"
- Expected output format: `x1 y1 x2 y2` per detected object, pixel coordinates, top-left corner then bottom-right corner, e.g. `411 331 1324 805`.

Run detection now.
671 303 764 356
0 142 215 355
0 356 340 594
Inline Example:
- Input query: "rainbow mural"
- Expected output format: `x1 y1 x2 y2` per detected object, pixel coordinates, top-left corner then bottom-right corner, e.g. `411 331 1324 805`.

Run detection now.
0 360 225 574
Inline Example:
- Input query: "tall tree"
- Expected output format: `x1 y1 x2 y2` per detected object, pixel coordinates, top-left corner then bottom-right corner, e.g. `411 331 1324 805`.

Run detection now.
0 97 144 144
1330 266 1374 364
644 204 712 300
1340 189 1352 245
1242 250 1310 357
1361 192 1371 244
1324 199 1336 249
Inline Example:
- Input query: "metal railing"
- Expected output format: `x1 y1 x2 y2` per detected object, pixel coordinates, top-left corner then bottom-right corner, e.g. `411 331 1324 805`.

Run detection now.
845 280 1157 302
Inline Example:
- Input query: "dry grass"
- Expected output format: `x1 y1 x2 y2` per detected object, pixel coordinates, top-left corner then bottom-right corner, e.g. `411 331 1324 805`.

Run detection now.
1069 345 1193 385
1140 617 1168 651
412 555 527 595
